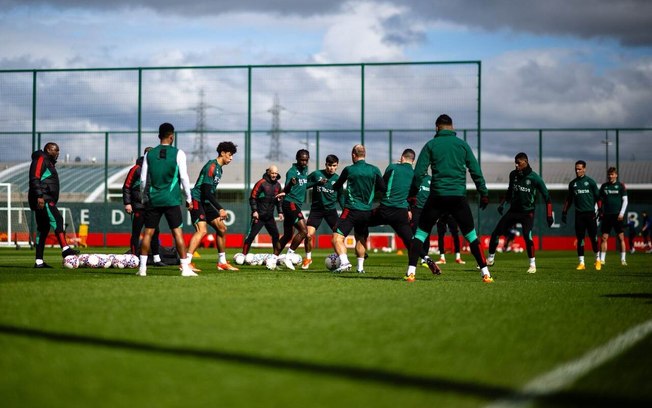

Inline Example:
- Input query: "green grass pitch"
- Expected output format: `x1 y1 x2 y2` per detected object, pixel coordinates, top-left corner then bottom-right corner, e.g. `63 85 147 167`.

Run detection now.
1 248 651 407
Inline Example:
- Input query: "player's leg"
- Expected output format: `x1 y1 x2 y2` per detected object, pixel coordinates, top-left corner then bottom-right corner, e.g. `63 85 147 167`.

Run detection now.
332 209 354 271
33 208 51 267
574 215 587 268
150 227 165 265
487 213 513 264
46 203 76 257
353 214 371 273
138 207 164 276
211 216 237 270
450 198 491 281
449 220 464 263
163 207 195 276
436 220 446 262
276 202 296 255
130 209 144 255
599 216 612 263
521 213 536 273
408 195 441 271
242 217 265 255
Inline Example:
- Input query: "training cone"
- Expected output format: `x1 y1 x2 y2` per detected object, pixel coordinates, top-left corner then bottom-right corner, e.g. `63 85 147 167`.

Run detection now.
397 250 403 255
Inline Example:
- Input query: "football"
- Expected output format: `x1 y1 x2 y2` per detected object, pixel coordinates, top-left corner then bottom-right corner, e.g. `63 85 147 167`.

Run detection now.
77 254 90 268
244 253 255 265
324 253 341 271
290 253 302 265
265 255 278 270
233 253 246 265
87 254 100 268
63 255 79 269
98 254 112 269
124 254 140 268
111 254 126 269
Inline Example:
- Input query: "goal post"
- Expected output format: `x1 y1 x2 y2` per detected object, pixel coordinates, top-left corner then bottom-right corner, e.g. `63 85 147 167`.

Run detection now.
0 183 32 248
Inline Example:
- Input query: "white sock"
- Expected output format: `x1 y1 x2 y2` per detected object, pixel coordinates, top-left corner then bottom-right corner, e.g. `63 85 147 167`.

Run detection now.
35 259 44 265
481 267 490 277
181 257 190 267
287 248 295 255
600 252 606 262
139 255 148 272
529 257 535 266
579 256 585 264
219 252 227 264
62 245 70 251
153 254 162 262
439 254 445 260
455 253 461 260
621 252 626 261
407 265 416 275
339 253 349 266
357 257 364 272
306 252 312 260
187 253 193 262
488 254 495 261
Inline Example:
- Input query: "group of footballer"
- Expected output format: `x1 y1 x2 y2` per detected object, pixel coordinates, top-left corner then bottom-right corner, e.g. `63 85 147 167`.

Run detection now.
30 115 632 281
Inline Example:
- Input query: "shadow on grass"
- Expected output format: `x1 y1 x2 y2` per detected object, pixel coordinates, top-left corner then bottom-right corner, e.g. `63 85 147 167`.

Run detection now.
0 323 648 406
602 293 652 304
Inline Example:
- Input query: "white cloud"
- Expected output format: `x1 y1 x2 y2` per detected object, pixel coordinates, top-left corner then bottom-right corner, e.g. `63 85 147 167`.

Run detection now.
313 2 406 63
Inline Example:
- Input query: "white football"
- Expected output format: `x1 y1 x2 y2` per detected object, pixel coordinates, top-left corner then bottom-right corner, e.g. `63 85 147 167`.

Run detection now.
244 253 255 265
98 254 112 269
265 255 278 270
233 253 246 265
324 253 341 271
87 254 100 268
63 255 79 269
111 254 126 269
77 254 90 268
290 253 302 265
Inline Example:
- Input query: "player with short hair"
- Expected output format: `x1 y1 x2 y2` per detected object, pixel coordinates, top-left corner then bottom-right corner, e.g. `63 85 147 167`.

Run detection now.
302 154 341 269
369 148 439 274
274 149 311 270
599 167 628 266
29 142 79 268
331 144 386 273
241 165 284 255
186 141 238 271
138 122 196 277
486 152 553 274
122 147 166 266
561 160 601 270
405 114 492 283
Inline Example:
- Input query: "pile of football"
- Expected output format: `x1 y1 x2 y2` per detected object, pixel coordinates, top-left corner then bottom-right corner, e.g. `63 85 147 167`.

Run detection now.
63 254 140 269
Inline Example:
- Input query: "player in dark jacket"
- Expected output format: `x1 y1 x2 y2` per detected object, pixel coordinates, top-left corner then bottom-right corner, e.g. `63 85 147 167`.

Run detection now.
242 165 284 255
486 152 553 273
29 142 78 268
122 148 165 265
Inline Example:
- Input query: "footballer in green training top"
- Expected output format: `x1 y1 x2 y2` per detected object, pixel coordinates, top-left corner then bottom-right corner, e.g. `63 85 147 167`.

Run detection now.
274 149 311 270
331 144 386 273
486 152 553 274
598 166 629 266
561 160 601 270
302 154 341 269
186 141 239 272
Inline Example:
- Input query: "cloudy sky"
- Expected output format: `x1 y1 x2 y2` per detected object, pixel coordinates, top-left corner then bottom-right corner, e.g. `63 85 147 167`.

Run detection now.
1 0 651 164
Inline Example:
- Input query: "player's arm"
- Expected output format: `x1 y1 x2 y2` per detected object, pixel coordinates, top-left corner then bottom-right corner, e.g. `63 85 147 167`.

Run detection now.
249 179 264 213
538 178 554 226
618 183 628 220
412 147 430 188
465 145 488 197
176 150 192 205
139 152 149 198
122 165 138 205
561 182 573 223
29 155 47 199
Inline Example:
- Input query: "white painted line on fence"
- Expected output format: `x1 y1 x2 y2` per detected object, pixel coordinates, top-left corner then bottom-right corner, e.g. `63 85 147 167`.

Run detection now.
486 318 652 408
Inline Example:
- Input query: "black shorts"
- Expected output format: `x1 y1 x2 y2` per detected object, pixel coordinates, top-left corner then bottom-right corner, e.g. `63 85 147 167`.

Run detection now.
144 205 184 230
368 205 410 228
189 199 220 225
418 195 476 237
335 208 371 238
281 201 304 225
601 214 624 235
307 207 339 230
